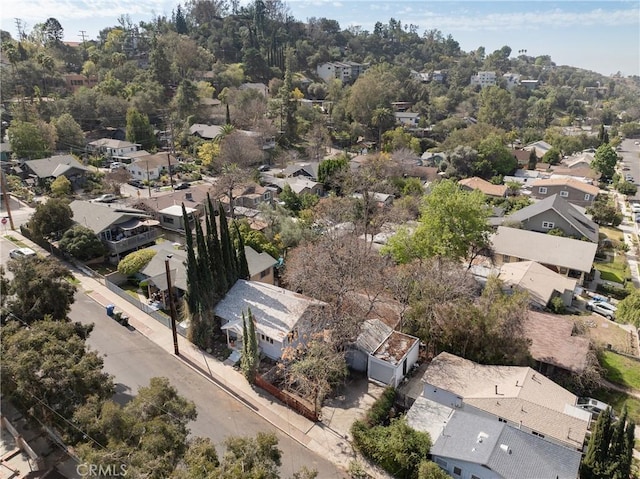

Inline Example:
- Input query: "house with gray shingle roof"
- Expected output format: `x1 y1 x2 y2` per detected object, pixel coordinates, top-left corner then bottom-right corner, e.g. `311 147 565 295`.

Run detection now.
69 200 161 261
504 193 599 242
419 352 591 451
408 403 582 479
23 155 88 187
215 280 327 360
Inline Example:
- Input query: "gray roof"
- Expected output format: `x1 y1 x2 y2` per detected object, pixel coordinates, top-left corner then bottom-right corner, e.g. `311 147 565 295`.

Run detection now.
24 155 88 178
490 226 597 273
244 246 277 278
69 200 151 234
141 244 189 291
283 162 319 179
214 280 326 340
356 318 393 354
430 410 581 479
189 123 223 140
507 194 599 242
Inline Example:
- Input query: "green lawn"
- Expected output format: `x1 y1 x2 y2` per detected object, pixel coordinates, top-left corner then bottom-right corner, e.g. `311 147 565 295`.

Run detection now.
599 226 625 243
594 254 630 284
600 351 640 390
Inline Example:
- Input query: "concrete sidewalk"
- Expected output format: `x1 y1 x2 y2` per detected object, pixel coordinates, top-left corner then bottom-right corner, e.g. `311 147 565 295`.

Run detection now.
5 231 392 479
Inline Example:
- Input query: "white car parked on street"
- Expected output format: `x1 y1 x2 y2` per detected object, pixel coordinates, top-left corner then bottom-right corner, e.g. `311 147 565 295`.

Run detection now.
586 300 617 320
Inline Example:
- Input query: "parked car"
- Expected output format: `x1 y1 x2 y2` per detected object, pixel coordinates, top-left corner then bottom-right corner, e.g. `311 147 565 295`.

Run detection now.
109 162 124 170
94 194 118 203
9 247 37 259
128 179 144 188
174 182 190 190
586 300 617 320
258 165 271 172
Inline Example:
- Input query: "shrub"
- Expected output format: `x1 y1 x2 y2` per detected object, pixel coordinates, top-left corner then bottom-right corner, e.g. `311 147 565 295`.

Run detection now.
364 387 396 427
596 283 630 300
549 296 566 314
117 249 157 276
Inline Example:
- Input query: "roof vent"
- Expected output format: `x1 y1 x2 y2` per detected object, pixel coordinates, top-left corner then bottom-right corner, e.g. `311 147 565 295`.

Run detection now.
477 432 488 443
500 444 512 454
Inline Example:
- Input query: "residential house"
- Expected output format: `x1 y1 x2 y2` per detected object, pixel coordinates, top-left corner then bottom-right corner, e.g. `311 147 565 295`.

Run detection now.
133 183 215 219
282 162 320 181
530 177 599 207
490 226 597 284
215 280 327 360
502 72 521 90
409 405 582 479
431 70 446 83
520 79 539 90
245 246 278 284
189 123 276 153
470 71 497 88
240 82 269 96
62 73 98 93
352 192 394 208
87 139 140 158
69 200 161 262
505 193 599 242
264 176 324 197
458 177 507 198
158 204 198 232
416 351 591 451
394 111 420 127
498 260 577 309
23 155 88 187
510 148 532 167
524 311 590 375
503 169 545 186
139 244 189 309
126 152 174 181
232 184 273 209
524 140 553 160
316 61 369 83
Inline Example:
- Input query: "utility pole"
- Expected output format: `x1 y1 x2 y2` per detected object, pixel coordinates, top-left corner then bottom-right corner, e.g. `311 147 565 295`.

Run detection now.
146 161 152 198
167 152 175 190
164 256 180 356
0 171 16 230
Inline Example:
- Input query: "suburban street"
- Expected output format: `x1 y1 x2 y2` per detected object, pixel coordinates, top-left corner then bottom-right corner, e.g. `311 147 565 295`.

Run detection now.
619 137 640 202
67 291 347 478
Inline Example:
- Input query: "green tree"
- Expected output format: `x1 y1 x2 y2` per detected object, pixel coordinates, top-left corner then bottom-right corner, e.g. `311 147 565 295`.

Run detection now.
126 107 157 151
172 79 200 118
581 407 613 479
59 225 106 261
1 320 113 443
616 290 640 328
318 155 349 188
28 198 73 239
217 432 282 479
279 184 302 213
74 377 197 478
587 199 622 226
477 85 513 130
6 256 77 323
117 248 157 276
7 120 52 159
240 309 259 384
617 181 637 196
542 147 562 165
52 113 85 152
50 175 72 197
592 144 618 180
417 461 451 479
382 179 492 266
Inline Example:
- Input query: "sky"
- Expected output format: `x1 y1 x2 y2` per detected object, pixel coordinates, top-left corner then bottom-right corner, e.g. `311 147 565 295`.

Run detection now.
1 0 639 77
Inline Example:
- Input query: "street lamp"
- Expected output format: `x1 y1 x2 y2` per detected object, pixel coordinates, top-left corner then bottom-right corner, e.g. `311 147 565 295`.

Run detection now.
165 255 180 356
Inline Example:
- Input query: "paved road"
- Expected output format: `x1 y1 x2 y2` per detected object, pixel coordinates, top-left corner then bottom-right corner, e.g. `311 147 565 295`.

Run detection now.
67 291 346 478
0 195 35 229
618 138 640 202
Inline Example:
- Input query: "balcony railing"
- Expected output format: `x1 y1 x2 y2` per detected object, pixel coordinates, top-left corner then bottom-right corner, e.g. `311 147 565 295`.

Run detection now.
104 229 160 254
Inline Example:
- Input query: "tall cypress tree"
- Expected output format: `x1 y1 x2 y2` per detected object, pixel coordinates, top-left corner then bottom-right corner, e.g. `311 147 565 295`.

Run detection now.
581 408 615 479
218 204 237 288
240 308 259 383
234 223 250 280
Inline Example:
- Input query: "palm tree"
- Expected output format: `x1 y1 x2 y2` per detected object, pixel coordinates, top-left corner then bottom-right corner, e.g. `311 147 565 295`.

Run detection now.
371 106 394 150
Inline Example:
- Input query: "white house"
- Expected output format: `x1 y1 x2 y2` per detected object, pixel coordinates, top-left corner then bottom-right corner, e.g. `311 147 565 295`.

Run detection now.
316 61 369 83
215 280 326 361
394 111 420 127
158 204 197 231
87 139 140 158
126 152 174 181
470 71 496 88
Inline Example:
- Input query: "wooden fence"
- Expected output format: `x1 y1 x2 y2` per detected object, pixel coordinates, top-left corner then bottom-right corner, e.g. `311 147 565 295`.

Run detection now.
254 374 319 422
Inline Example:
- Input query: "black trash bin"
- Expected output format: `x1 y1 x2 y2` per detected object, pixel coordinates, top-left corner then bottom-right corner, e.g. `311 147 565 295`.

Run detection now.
106 304 115 317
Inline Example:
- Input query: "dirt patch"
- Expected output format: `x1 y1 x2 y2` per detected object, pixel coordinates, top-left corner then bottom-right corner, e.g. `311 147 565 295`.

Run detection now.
574 314 638 356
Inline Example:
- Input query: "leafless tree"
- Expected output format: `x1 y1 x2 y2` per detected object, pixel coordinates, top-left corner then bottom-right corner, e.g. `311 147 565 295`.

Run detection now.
104 168 131 194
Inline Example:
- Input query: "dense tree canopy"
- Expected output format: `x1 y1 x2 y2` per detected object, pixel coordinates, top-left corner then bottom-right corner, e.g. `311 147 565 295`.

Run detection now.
28 198 73 239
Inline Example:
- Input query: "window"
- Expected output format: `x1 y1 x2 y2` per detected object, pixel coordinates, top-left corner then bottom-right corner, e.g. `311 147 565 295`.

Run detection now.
502 255 511 263
584 194 591 201
260 268 270 278
162 216 175 224
542 221 554 229
538 187 548 194
434 458 447 468
560 190 569 198
453 467 462 476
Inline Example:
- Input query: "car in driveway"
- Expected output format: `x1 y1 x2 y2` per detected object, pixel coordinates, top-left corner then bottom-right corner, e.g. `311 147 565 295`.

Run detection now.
586 300 617 320
174 182 190 190
9 247 37 259
128 179 144 188
94 194 118 203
